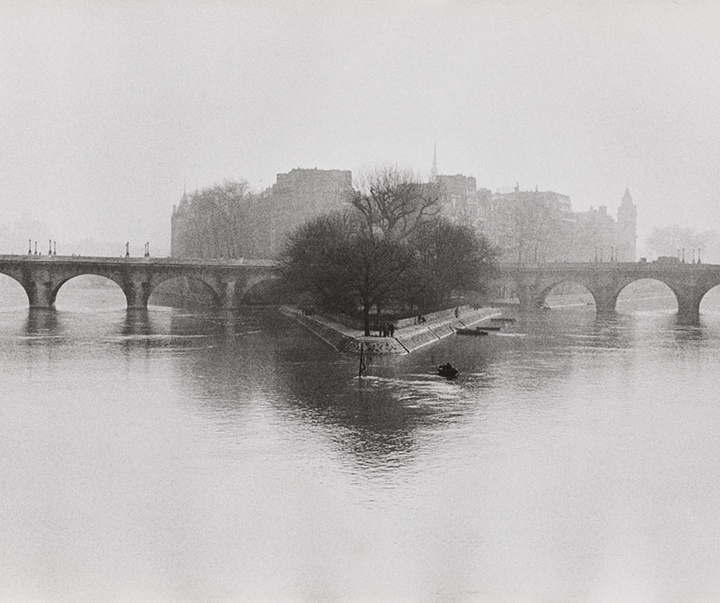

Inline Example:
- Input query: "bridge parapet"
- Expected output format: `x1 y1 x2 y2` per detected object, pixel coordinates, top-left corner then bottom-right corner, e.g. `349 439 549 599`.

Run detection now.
0 254 276 267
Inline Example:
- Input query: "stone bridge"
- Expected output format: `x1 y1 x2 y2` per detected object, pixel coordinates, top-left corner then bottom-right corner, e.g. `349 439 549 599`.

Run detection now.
0 255 279 309
496 261 720 324
2 256 719 324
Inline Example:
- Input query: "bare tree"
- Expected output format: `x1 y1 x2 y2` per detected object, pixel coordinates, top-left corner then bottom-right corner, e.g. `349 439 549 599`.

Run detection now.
198 179 251 258
177 179 251 259
646 225 707 261
348 166 443 239
492 192 563 263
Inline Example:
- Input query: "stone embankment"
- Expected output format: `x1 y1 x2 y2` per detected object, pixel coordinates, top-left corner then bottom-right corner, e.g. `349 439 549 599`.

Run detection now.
280 305 505 354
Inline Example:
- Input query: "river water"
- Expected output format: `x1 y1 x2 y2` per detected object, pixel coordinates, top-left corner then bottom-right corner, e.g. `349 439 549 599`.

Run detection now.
2 278 720 601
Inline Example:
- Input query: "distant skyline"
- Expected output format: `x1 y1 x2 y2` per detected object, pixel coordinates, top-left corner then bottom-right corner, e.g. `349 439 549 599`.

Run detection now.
2 0 719 255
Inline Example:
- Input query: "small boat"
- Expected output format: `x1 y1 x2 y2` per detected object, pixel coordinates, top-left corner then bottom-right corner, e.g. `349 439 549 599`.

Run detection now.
438 363 458 378
456 327 490 335
491 317 516 323
476 325 502 331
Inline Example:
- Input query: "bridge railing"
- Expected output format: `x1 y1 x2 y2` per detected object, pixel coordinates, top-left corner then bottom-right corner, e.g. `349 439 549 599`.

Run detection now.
0 254 278 268
497 261 718 272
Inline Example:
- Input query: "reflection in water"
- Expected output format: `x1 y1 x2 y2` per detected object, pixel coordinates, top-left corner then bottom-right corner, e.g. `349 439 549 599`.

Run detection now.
3 292 720 599
122 309 153 336
25 308 61 336
274 365 429 471
169 311 431 471
673 324 706 343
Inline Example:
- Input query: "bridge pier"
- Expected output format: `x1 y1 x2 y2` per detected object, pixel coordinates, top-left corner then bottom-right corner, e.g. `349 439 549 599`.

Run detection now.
21 270 58 309
515 282 544 312
676 293 701 325
218 279 239 310
26 279 56 309
122 277 151 309
593 289 619 315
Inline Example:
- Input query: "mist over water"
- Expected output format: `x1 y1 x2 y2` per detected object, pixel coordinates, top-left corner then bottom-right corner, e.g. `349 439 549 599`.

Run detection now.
2 277 720 600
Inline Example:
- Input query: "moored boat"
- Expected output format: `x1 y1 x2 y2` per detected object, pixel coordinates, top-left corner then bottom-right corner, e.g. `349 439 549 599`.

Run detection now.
456 327 489 336
438 363 458 378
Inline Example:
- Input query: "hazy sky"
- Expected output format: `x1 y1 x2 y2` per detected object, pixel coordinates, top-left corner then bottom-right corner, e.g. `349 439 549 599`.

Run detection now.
2 0 719 254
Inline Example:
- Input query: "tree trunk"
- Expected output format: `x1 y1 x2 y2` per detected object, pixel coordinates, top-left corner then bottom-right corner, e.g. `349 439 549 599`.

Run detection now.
363 304 371 336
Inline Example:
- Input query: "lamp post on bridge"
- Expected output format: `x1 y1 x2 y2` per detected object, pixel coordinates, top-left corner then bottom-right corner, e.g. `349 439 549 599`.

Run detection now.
125 242 130 258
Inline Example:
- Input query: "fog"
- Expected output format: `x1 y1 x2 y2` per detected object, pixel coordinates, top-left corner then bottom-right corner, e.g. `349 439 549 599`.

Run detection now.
2 0 719 255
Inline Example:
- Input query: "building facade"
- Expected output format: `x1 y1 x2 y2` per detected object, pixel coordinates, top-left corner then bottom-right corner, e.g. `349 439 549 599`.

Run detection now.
264 168 352 256
172 160 637 266
171 168 352 259
435 174 480 227
433 176 637 264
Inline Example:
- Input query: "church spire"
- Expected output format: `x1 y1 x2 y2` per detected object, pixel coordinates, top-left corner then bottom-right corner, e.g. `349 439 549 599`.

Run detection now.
617 187 637 262
622 187 632 204
431 142 438 181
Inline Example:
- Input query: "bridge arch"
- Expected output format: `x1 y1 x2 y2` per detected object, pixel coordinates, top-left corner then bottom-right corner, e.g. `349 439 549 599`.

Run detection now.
147 275 223 308
239 274 281 303
53 274 127 310
536 280 597 310
0 272 29 307
615 278 679 315
48 269 133 310
518 272 689 317
17 265 168 310
700 283 720 311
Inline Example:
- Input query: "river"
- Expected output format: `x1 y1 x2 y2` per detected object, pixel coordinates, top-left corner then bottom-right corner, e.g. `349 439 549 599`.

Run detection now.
2 278 720 601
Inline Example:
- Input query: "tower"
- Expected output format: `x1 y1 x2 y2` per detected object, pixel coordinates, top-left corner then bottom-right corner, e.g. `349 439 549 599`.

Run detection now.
431 143 438 181
616 187 637 261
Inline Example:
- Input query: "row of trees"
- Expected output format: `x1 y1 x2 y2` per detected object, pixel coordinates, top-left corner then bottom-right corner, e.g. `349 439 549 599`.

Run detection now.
646 225 720 262
491 192 566 263
173 179 254 259
279 167 499 335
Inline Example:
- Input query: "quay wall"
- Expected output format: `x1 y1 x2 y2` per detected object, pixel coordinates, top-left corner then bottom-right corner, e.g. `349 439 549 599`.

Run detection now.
283 311 354 352
281 305 504 355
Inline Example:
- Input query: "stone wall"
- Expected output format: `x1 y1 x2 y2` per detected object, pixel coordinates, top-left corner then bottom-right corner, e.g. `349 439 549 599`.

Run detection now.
282 305 502 355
